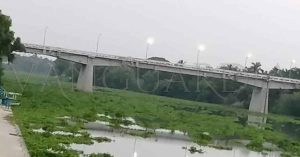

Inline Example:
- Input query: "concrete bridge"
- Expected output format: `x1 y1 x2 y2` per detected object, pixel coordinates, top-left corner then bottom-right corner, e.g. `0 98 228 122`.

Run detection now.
24 43 300 114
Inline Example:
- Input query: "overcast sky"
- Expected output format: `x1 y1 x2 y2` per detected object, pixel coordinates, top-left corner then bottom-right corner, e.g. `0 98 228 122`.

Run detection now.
1 0 300 70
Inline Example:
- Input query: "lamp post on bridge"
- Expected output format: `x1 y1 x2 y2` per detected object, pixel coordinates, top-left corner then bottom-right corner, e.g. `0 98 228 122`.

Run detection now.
145 37 154 59
289 59 296 78
244 53 252 70
290 59 296 68
42 26 48 54
95 33 102 53
196 44 206 68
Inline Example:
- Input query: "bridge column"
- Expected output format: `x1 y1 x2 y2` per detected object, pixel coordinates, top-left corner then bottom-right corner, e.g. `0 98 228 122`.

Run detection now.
249 87 269 114
76 63 93 92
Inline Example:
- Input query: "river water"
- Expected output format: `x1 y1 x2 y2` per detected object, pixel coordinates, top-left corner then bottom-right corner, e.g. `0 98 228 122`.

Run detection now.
71 130 281 157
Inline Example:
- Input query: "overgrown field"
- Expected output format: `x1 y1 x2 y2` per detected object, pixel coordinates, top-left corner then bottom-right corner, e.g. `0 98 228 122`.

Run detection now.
3 71 300 157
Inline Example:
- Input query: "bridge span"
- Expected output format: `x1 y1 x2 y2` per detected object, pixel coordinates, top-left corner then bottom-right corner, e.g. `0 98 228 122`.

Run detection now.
24 43 300 114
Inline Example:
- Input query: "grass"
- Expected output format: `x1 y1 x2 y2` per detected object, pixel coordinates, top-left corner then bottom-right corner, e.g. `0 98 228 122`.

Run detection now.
2 70 300 157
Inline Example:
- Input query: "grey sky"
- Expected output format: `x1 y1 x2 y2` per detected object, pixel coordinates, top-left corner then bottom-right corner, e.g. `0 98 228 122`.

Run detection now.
1 0 300 70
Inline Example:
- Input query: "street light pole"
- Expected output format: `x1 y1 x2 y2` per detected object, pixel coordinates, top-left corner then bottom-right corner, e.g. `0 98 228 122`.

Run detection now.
96 33 102 53
145 37 154 59
196 50 199 68
244 57 248 69
197 44 206 68
289 59 296 78
145 43 150 59
42 26 48 54
290 59 296 69
244 53 252 70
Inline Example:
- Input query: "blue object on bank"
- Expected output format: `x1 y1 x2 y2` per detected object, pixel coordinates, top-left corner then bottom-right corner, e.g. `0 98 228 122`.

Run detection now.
0 87 21 107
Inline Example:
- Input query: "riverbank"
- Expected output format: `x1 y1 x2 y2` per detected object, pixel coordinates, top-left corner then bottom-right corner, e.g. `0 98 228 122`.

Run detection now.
3 71 300 156
0 107 30 157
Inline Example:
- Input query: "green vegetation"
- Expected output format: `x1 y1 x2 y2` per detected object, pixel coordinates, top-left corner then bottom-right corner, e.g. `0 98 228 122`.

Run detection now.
246 135 264 152
12 55 300 117
274 93 300 117
127 130 155 138
3 71 300 156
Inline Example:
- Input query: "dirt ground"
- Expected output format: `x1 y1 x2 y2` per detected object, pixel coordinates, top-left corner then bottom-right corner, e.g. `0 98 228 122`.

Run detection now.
0 107 30 157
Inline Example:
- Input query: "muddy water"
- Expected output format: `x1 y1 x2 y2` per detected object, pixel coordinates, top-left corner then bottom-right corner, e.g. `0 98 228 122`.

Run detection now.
71 130 281 157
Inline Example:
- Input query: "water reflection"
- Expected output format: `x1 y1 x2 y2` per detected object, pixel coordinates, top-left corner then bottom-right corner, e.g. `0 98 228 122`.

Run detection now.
85 121 189 141
70 130 281 157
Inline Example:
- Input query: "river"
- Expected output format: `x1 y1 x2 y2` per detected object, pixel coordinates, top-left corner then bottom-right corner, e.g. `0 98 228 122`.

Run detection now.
71 129 281 157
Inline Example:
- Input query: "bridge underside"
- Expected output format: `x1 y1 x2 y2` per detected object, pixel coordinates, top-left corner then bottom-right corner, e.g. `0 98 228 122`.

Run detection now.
75 62 270 114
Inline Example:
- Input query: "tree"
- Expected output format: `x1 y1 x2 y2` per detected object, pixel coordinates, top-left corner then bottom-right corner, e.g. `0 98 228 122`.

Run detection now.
0 11 14 57
10 37 25 61
0 10 25 84
247 62 264 74
269 65 281 76
274 93 300 117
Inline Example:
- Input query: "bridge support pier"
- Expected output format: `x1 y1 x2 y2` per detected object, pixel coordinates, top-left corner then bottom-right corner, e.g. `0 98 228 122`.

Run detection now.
76 63 93 92
249 87 269 114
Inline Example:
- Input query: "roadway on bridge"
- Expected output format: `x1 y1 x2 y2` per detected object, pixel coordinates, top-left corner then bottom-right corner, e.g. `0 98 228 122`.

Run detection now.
0 107 29 157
